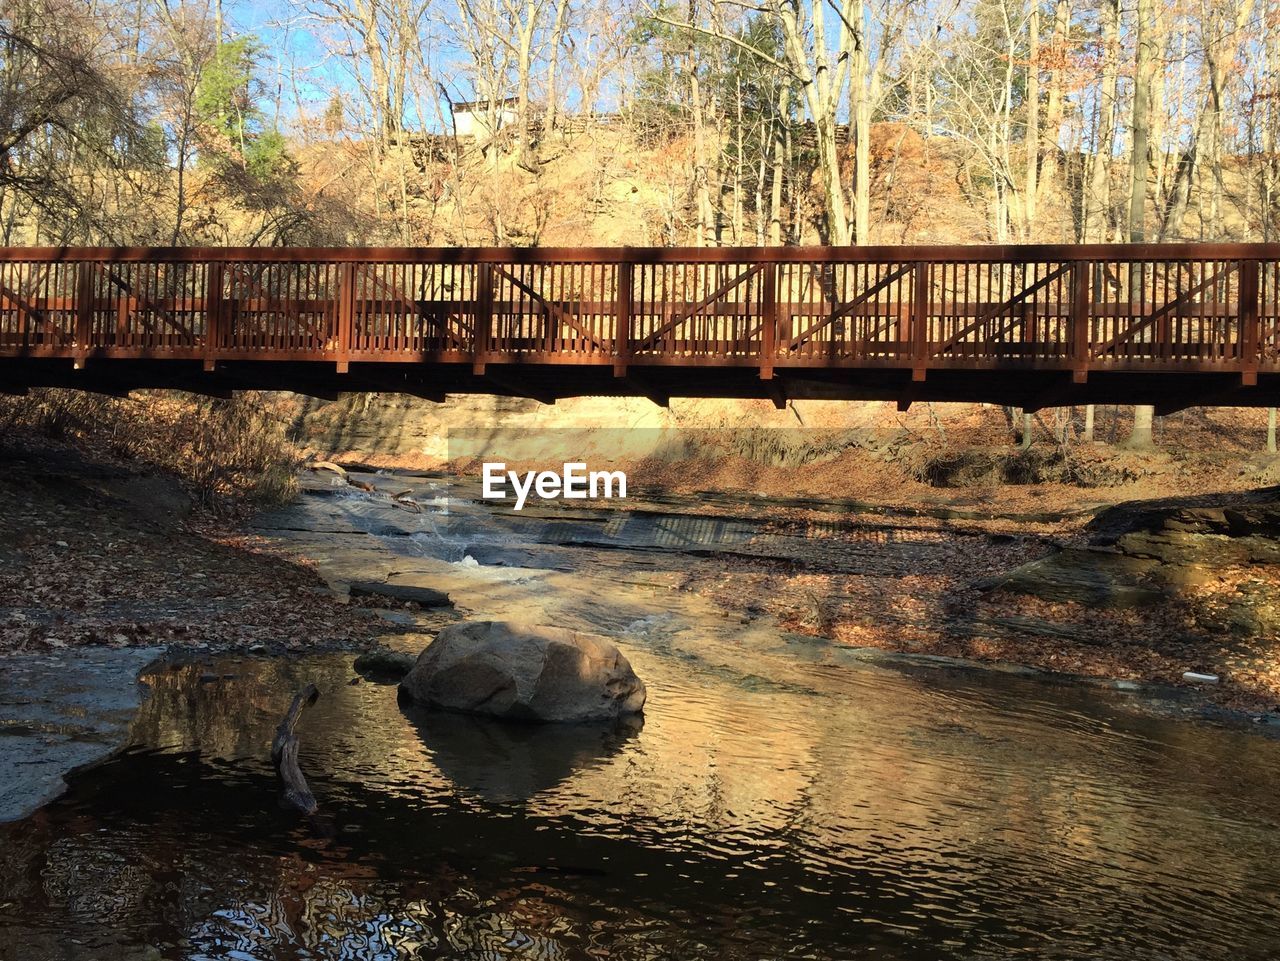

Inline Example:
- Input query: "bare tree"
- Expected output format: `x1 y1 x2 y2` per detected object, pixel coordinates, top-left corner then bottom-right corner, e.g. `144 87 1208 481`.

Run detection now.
1159 0 1257 239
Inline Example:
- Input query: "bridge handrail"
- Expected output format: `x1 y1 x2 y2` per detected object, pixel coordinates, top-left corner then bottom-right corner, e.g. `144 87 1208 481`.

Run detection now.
0 243 1279 264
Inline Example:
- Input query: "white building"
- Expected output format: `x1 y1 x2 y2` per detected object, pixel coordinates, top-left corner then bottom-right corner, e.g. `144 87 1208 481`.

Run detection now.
449 98 520 140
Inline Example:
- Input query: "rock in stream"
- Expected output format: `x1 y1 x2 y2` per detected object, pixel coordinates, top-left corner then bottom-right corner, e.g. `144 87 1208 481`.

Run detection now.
398 621 646 723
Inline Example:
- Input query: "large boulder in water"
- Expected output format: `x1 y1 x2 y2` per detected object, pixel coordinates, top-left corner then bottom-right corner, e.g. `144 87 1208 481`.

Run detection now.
398 621 646 723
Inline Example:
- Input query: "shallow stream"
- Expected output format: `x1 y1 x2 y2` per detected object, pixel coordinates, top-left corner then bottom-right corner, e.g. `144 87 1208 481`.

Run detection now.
2 473 1279 960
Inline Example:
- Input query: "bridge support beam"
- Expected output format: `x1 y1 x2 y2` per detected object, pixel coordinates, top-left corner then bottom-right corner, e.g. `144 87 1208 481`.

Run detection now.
768 380 787 410
1022 374 1079 415
482 367 555 405
1153 377 1257 415
616 369 668 408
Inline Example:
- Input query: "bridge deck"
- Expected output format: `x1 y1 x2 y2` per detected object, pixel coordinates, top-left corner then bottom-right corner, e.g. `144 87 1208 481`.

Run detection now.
2 244 1279 409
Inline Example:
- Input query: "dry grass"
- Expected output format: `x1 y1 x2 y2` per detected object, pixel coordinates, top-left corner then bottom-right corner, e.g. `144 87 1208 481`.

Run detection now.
0 389 302 513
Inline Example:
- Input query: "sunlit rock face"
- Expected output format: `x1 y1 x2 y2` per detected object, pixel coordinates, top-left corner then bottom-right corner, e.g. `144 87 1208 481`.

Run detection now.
398 621 646 723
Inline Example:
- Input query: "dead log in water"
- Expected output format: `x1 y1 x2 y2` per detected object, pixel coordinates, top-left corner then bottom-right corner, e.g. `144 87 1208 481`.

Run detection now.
271 683 320 814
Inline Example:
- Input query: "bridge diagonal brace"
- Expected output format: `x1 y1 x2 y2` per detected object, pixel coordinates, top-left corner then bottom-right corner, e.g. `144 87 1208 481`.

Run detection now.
1093 261 1239 358
784 264 914 352
0 281 45 335
934 263 1071 355
634 263 764 352
223 264 329 344
929 265 1066 356
355 265 470 352
97 266 194 340
493 267 610 354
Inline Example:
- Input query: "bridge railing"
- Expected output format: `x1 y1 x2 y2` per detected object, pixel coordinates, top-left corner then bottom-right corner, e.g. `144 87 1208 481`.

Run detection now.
0 244 1275 380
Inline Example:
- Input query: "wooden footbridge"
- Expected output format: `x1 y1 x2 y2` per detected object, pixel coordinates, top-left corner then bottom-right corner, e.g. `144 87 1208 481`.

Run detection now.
2 243 1279 411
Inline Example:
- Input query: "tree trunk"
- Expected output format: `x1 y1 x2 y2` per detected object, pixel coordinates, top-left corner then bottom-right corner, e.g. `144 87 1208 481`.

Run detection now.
1024 2 1040 235
769 84 790 245
514 1 538 162
851 0 870 244
1038 0 1069 198
817 119 850 244
1085 0 1119 242
1159 0 1255 240
1128 0 1154 242
771 0 855 245
543 0 571 135
1127 405 1155 448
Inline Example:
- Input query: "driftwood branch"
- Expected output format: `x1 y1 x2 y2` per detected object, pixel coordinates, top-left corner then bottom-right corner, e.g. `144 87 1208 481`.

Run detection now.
271 683 320 814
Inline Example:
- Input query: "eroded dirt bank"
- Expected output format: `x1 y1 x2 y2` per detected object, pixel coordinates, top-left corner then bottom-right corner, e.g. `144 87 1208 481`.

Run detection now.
0 438 392 658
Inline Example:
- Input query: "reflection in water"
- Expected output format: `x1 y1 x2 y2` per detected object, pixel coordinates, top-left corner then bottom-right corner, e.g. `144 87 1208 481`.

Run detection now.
406 705 641 803
3 473 1280 960
2 653 1280 961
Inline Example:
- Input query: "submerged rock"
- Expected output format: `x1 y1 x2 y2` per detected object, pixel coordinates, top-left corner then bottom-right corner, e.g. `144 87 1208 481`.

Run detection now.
353 647 417 679
398 620 646 723
973 548 1164 608
348 580 452 608
403 708 640 802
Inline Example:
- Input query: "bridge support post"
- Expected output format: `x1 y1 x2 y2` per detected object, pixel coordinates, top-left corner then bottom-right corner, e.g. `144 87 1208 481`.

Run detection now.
910 262 929 381
74 262 94 370
203 262 225 372
474 263 493 376
1240 258 1260 387
336 263 355 374
1071 261 1090 383
760 262 777 380
613 260 632 377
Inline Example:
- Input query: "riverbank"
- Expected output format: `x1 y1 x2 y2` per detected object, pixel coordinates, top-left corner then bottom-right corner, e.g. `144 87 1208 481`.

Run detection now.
674 493 1280 717
0 436 392 658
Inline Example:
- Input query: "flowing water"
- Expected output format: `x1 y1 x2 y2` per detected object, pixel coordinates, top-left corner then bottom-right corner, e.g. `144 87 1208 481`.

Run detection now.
2 472 1280 960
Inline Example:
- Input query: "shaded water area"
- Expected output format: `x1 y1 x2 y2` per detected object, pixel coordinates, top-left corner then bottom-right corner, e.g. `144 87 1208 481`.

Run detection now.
3 472 1280 960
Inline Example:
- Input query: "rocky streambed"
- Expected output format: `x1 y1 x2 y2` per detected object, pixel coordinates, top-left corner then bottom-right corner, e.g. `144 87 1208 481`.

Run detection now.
4 464 1280 958
4 446 1280 830
4 453 1280 958
969 486 1280 707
